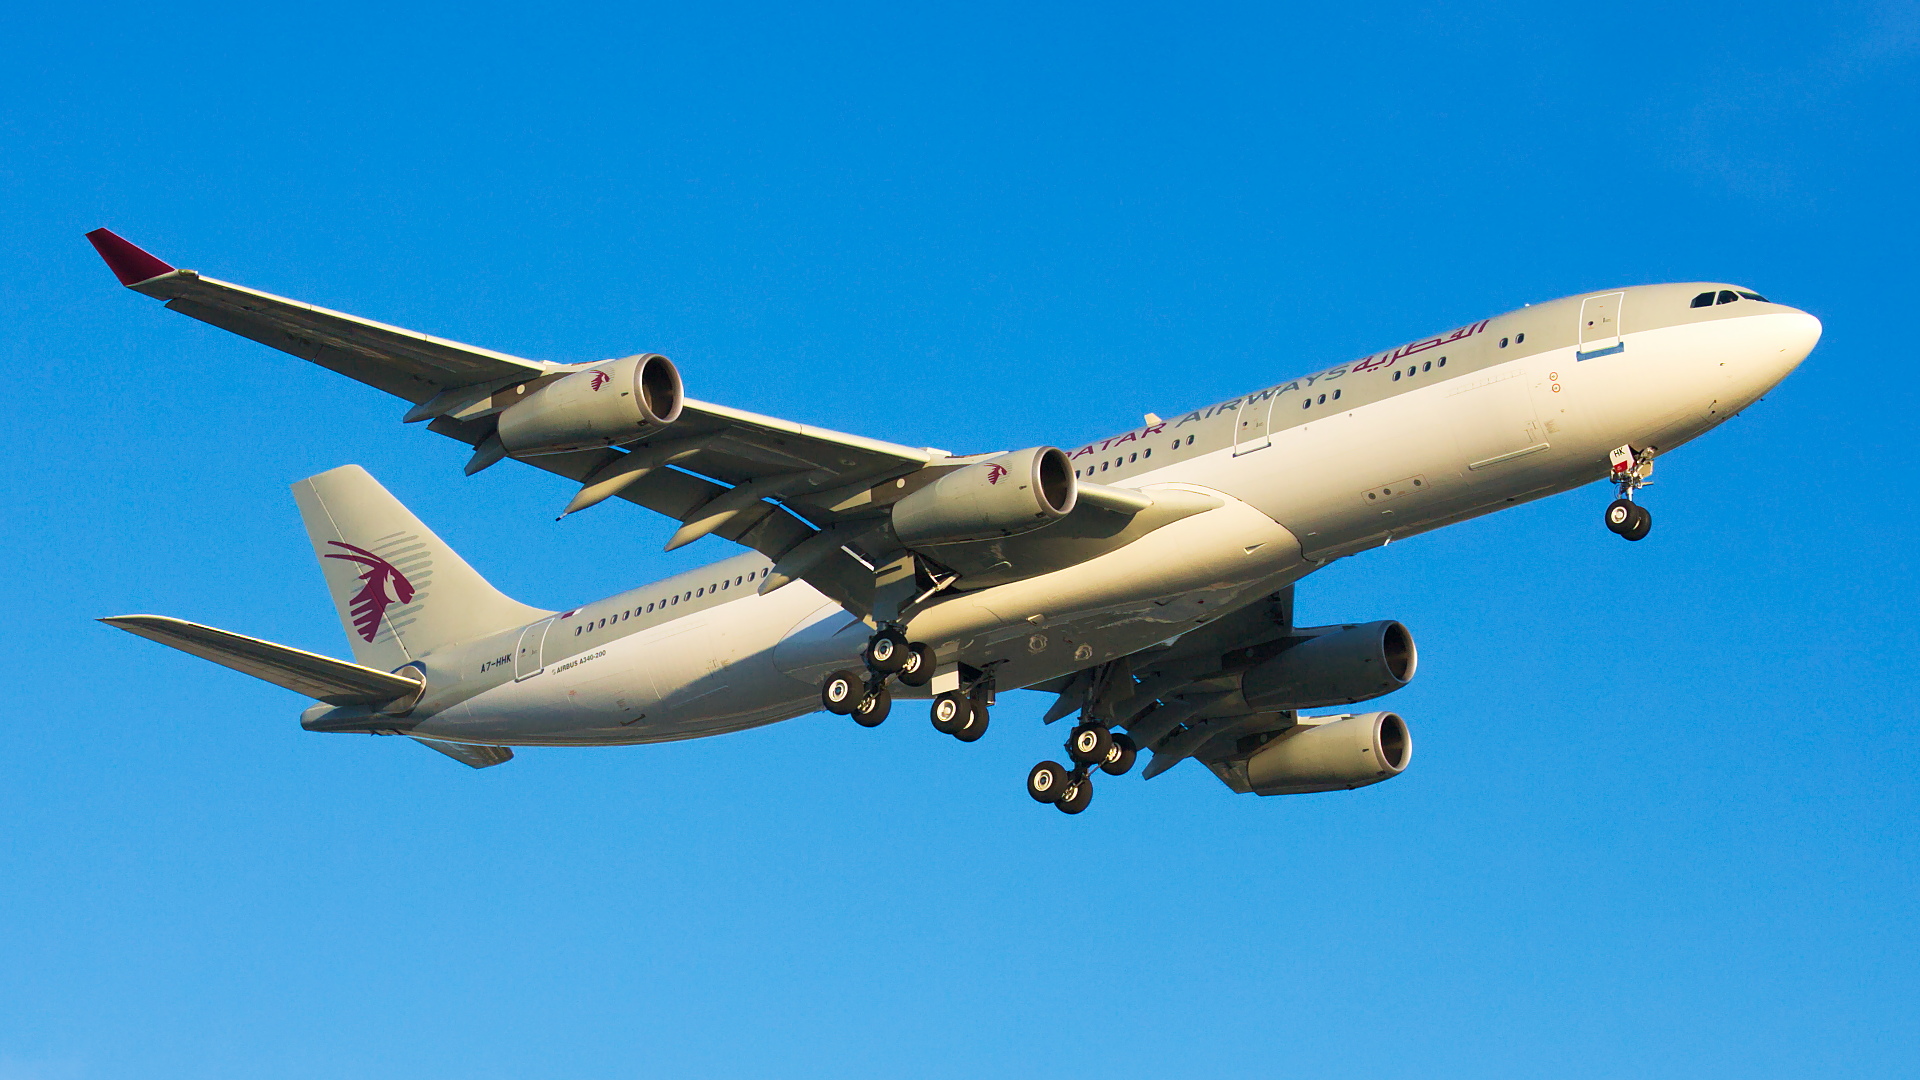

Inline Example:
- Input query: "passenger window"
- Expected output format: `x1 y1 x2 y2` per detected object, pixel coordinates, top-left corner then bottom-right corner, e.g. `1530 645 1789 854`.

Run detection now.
1143 448 1151 458
670 596 678 605
1301 398 1310 409
1515 333 1525 344
1499 337 1509 347
1717 290 1739 305
1333 389 1342 400
575 626 582 635
1100 462 1108 471
696 587 704 597
646 602 654 613
1186 435 1194 445
1736 290 1768 302
1393 371 1402 381
1129 453 1136 463
1421 362 1430 372
1438 357 1446 367
1691 291 1715 308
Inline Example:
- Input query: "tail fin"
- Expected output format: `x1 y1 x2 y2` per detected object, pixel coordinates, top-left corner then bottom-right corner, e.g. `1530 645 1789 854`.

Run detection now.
293 465 550 669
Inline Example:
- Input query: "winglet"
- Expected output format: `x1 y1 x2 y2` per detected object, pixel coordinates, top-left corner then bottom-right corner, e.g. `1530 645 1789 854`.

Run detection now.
85 228 176 286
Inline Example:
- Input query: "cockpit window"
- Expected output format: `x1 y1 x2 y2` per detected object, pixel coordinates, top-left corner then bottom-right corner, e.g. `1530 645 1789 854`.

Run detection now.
1736 290 1768 302
1716 290 1739 305
1691 291 1715 308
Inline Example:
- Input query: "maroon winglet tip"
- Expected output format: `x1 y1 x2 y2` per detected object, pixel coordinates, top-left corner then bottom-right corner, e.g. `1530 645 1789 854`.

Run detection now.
85 228 175 287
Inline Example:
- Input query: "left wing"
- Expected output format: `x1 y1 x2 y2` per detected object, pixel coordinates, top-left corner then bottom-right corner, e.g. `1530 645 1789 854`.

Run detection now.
88 230 946 615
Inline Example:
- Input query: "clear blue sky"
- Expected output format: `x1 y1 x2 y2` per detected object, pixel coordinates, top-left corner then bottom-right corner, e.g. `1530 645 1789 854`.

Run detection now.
2 2 1916 1077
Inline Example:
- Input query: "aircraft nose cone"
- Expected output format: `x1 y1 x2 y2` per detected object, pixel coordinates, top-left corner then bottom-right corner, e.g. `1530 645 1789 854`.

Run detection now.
1777 309 1823 357
1735 307 1820 395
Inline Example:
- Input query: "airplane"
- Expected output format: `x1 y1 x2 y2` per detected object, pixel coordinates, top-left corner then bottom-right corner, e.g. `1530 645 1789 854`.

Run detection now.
86 228 1822 814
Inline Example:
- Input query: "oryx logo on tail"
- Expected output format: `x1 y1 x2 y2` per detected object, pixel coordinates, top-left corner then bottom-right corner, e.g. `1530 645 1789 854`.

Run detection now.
323 540 416 642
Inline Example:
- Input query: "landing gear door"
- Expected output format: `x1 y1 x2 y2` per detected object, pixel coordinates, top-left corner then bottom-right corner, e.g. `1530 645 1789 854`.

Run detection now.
1577 292 1625 359
1233 389 1276 455
514 617 554 681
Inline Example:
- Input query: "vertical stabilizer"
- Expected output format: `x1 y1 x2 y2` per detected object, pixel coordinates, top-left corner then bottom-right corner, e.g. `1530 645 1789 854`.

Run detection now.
292 465 551 669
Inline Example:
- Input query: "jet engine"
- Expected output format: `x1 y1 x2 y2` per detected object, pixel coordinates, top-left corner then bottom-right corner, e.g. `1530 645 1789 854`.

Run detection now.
892 446 1077 546
1245 711 1411 795
1240 620 1415 709
496 353 683 456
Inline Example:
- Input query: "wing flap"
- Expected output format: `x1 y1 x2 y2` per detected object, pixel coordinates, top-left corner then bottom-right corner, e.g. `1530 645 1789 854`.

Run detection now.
101 615 423 706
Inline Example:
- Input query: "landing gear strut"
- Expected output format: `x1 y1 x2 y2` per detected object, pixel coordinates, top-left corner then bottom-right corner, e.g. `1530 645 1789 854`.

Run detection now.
1604 444 1656 542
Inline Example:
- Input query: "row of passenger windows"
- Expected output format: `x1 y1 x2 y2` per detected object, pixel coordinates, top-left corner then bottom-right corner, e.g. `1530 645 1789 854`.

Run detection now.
573 568 772 635
1692 289 1768 308
1393 357 1447 381
1302 388 1343 409
1076 434 1197 477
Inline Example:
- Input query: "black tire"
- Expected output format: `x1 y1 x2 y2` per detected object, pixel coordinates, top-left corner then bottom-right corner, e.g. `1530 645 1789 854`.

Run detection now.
851 686 891 727
954 704 989 743
1622 504 1652 542
864 629 911 674
930 691 970 735
896 643 935 687
1027 760 1069 803
1605 499 1636 534
821 669 862 715
1055 774 1093 815
1099 731 1138 776
1068 723 1113 766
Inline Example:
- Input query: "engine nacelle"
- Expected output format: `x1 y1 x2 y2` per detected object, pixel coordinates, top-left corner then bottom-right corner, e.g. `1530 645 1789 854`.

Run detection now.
1245 712 1411 795
892 446 1077 547
1240 620 1416 709
496 353 683 456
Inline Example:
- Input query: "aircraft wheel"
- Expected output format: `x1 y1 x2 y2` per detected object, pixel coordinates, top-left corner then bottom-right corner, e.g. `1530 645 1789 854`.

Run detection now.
1622 504 1652 542
930 691 970 735
851 686 891 727
1027 760 1070 803
864 629 911 674
1099 731 1138 776
821 669 862 715
896 644 935 687
954 704 989 743
1605 499 1636 535
1067 723 1113 766
1055 774 1093 815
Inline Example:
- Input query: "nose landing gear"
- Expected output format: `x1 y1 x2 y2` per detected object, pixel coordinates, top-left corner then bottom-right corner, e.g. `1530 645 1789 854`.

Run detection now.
1604 444 1656 542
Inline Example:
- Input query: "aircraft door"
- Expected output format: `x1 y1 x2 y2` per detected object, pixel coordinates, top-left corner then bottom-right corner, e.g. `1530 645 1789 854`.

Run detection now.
514 617 554 681
1577 292 1625 358
1449 373 1549 471
1234 389 1276 455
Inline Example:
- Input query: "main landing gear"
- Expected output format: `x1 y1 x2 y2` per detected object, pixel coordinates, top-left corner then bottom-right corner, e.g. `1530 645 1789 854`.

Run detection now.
1604 444 1656 542
822 625 972 734
1025 722 1137 815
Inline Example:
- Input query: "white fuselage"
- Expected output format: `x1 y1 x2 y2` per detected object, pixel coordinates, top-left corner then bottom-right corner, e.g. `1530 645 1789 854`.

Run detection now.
405 287 1821 747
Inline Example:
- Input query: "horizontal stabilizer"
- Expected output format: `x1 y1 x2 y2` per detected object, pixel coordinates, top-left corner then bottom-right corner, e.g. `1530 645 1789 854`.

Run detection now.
101 615 423 706
411 738 513 769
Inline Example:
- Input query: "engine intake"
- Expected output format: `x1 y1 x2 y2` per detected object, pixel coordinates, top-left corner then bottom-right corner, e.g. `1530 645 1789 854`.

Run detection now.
892 446 1077 547
497 353 683 456
1245 711 1411 795
1241 620 1416 709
